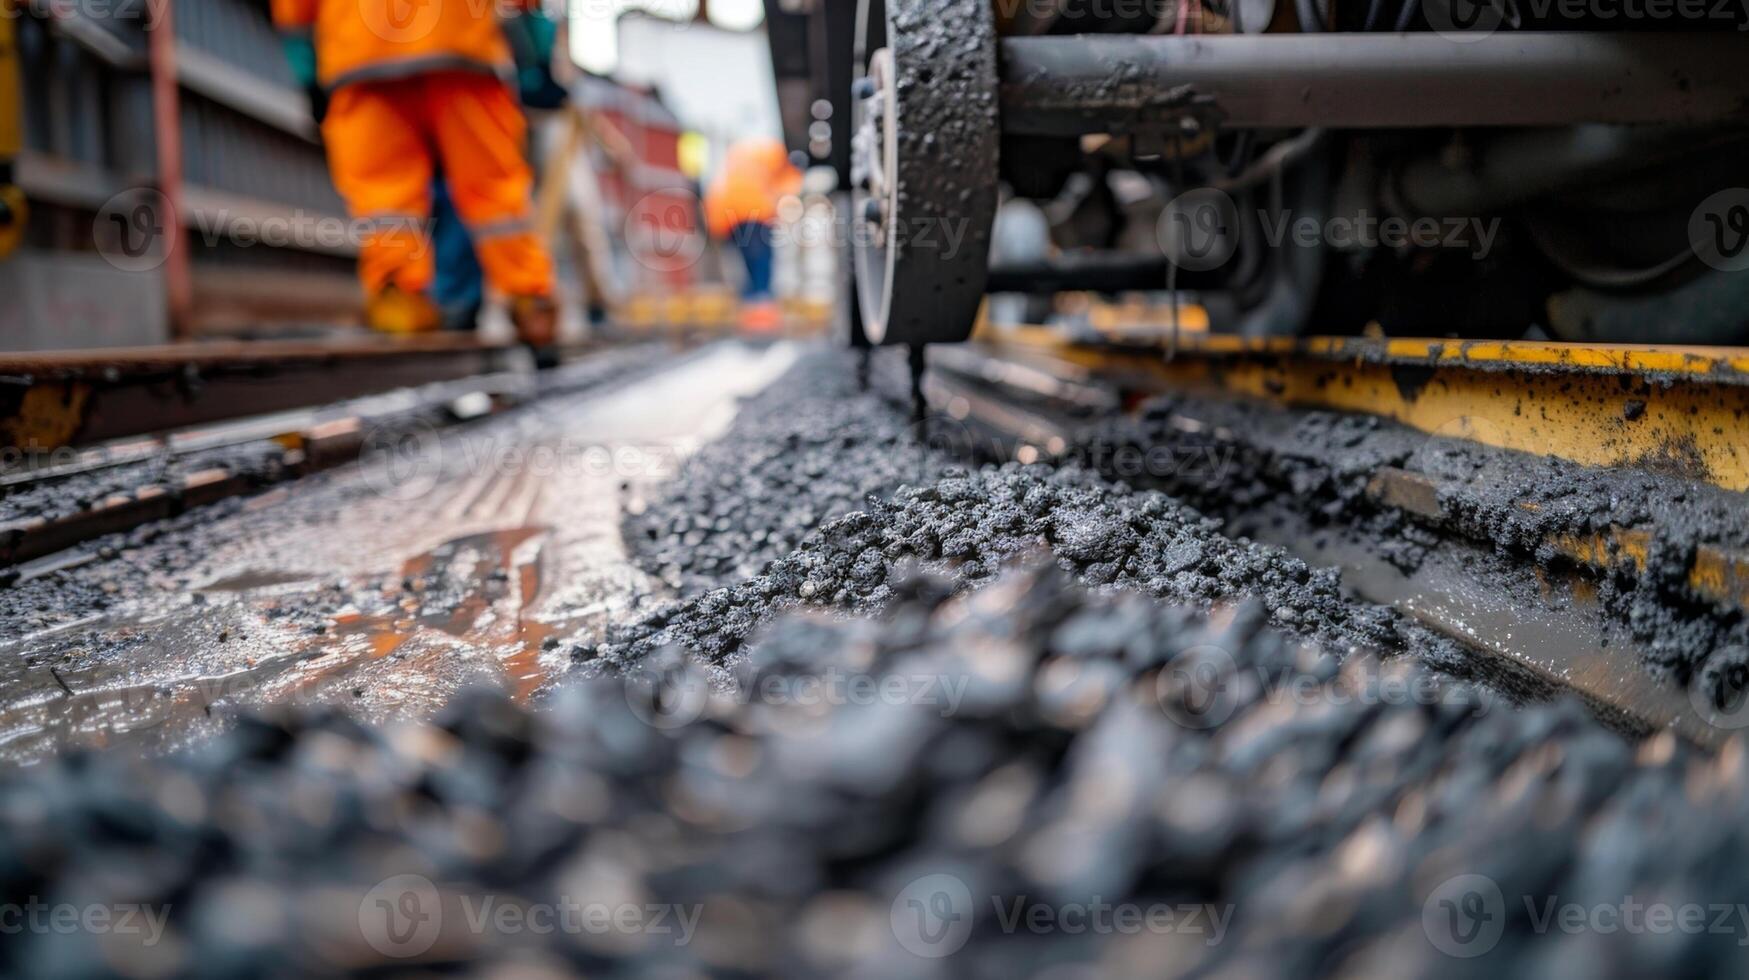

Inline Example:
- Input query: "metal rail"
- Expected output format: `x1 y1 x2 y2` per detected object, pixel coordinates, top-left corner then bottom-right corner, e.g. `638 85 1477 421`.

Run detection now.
0 337 519 454
1000 33 1749 134
991 329 1749 491
986 253 1203 295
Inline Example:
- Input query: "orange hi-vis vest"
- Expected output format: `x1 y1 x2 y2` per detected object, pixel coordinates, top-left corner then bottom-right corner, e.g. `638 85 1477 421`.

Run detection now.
705 138 803 240
271 0 534 92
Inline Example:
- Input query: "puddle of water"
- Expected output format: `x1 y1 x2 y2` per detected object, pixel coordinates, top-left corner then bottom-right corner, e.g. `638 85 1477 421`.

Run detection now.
321 526 557 703
0 527 570 762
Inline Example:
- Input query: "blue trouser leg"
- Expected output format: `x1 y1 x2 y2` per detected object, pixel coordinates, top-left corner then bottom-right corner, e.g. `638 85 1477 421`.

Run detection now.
731 221 775 302
430 176 485 331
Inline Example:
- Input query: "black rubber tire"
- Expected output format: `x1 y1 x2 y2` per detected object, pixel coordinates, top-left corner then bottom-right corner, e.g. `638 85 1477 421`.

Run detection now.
850 0 999 346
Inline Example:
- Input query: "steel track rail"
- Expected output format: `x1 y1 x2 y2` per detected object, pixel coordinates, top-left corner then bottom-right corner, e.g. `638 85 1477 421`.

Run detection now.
0 337 531 456
0 340 678 574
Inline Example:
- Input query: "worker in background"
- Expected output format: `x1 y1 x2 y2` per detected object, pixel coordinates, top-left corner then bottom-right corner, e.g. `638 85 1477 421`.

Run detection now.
273 0 557 345
0 4 25 262
705 138 802 331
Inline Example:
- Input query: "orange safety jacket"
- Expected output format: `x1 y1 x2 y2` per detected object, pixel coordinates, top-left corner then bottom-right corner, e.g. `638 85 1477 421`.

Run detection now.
271 0 535 92
704 138 803 240
0 4 20 163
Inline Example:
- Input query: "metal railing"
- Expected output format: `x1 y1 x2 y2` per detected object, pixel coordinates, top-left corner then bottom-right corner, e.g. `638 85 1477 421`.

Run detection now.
4 0 356 348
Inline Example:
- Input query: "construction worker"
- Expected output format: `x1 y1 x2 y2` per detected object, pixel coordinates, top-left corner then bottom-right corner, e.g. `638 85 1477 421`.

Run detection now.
704 137 802 331
429 9 567 332
0 4 25 262
273 0 557 344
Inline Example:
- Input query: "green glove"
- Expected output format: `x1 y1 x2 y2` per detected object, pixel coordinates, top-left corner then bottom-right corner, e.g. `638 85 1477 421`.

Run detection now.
501 12 566 109
280 34 317 91
280 35 328 123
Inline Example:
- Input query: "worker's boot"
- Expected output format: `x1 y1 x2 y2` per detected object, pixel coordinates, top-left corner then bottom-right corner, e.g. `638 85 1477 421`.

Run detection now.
439 299 484 333
365 286 442 335
0 183 26 260
738 300 782 335
510 294 559 348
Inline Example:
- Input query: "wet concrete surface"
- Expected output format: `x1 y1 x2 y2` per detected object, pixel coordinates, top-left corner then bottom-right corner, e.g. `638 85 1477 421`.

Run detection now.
0 342 799 764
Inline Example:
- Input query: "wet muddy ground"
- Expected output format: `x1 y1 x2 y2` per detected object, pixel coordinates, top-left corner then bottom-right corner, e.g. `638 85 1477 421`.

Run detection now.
0 342 798 764
5 341 1749 977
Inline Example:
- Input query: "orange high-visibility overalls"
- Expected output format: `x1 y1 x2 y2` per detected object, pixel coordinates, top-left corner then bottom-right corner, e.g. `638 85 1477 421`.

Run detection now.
0 2 25 260
271 0 554 303
704 138 803 241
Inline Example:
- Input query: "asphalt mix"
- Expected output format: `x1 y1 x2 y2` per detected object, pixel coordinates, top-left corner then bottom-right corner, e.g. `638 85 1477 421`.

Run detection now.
3 343 1748 978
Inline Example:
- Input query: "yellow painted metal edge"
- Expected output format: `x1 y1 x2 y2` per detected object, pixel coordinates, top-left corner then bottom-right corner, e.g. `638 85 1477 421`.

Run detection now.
1375 468 1749 616
993 327 1749 382
989 330 1749 492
